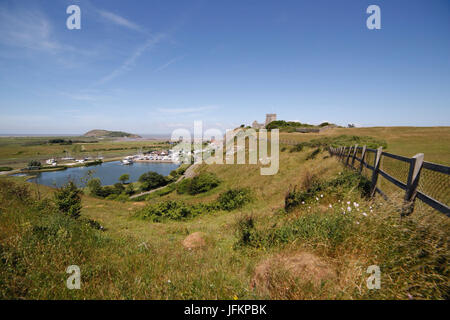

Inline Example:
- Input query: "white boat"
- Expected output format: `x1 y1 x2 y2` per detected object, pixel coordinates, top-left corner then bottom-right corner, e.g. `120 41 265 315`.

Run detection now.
121 159 133 165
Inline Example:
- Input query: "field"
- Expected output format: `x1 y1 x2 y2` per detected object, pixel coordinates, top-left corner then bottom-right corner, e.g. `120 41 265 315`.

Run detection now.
0 127 448 299
0 136 171 169
280 126 450 165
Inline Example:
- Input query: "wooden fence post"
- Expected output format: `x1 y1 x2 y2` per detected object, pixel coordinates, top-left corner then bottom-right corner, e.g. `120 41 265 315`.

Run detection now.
351 144 358 168
359 145 367 173
345 146 352 166
370 147 383 197
402 153 424 216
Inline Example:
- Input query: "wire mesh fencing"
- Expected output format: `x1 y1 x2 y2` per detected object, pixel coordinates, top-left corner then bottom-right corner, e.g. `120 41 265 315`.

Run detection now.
329 145 450 217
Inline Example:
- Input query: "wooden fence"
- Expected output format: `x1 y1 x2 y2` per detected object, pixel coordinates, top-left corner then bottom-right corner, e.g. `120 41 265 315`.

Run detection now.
329 145 450 217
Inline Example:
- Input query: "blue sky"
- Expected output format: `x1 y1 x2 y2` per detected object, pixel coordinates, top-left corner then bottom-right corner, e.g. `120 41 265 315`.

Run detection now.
0 0 449 134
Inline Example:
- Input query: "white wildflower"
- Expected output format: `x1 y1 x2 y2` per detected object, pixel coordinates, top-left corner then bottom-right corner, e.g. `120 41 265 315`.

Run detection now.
347 206 352 212
362 212 367 217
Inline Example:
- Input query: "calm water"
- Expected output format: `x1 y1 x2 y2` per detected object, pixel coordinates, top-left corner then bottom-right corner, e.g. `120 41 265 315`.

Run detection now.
20 161 179 188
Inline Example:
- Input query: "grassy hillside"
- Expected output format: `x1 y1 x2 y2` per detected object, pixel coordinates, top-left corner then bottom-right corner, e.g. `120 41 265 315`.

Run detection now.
1 141 448 299
83 129 141 138
280 126 450 165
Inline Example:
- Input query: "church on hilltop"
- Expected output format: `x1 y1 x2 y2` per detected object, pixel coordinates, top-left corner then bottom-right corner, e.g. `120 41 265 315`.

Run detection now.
252 113 277 129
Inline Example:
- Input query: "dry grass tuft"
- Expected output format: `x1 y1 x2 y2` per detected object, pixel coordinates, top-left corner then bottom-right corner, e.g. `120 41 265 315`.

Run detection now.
251 251 337 299
182 232 207 249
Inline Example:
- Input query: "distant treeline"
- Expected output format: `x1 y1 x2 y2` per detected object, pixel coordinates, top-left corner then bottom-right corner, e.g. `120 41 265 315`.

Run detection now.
22 139 99 146
266 120 338 131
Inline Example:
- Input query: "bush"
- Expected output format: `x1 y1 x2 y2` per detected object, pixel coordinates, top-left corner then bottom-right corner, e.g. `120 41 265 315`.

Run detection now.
87 178 102 196
135 187 252 222
239 211 354 249
105 194 118 200
115 194 129 202
290 144 303 153
0 180 31 206
28 160 41 168
139 171 168 191
306 148 321 160
176 172 220 195
284 170 371 212
113 183 125 195
266 120 315 130
235 214 257 247
216 188 252 211
119 174 129 184
53 181 82 219
135 200 208 222
124 184 135 196
0 167 13 172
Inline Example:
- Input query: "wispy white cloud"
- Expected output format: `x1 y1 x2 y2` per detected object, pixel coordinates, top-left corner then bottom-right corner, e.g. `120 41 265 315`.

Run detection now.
155 56 184 72
0 6 60 52
60 89 110 102
157 106 219 114
0 4 96 63
96 33 166 84
98 10 143 32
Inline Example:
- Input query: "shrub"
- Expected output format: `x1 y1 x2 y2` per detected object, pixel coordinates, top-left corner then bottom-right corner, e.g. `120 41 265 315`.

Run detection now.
138 171 168 191
240 211 354 249
105 194 118 200
176 172 220 195
290 144 303 153
87 178 102 196
235 214 257 247
113 183 125 195
53 181 82 219
306 148 321 160
119 174 129 184
135 187 252 222
216 188 252 211
101 186 116 197
135 200 208 222
0 180 31 206
284 170 371 212
28 160 41 168
0 167 13 172
124 184 135 196
115 194 129 202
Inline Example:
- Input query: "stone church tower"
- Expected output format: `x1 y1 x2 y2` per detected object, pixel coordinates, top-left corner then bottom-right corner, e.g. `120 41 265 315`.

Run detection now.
265 113 277 127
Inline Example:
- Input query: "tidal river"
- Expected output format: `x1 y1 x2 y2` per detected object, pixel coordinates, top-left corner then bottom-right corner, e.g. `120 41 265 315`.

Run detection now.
17 161 179 188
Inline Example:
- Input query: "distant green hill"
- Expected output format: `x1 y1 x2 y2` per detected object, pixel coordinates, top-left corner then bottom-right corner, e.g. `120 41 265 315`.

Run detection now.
83 129 141 138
